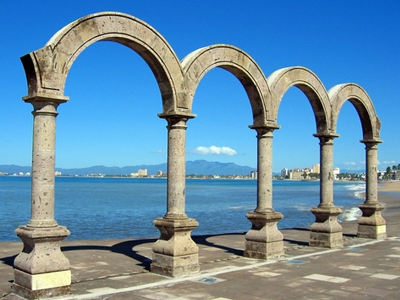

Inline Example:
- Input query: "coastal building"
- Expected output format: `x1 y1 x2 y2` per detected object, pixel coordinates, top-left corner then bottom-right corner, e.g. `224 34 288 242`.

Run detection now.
250 170 257 179
138 169 147 177
281 168 289 178
131 169 148 177
333 168 340 180
289 169 304 180
312 164 320 174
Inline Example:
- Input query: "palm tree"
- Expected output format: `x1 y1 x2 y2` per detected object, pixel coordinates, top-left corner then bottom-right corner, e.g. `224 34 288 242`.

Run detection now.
386 166 393 180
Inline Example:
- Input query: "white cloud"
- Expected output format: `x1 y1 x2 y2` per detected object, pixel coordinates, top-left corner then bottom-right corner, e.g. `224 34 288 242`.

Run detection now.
382 160 397 165
191 146 238 156
343 161 357 166
153 149 165 154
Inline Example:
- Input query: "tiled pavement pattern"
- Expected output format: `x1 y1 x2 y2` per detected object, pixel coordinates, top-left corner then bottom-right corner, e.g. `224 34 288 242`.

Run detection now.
2 233 400 300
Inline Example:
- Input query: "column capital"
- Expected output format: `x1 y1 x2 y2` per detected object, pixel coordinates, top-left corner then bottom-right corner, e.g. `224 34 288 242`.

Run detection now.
24 95 69 116
313 133 339 145
23 94 69 106
360 139 383 147
249 124 280 137
158 112 196 121
159 113 196 130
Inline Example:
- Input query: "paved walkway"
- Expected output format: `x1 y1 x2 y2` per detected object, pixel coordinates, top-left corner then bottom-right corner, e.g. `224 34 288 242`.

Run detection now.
1 195 400 299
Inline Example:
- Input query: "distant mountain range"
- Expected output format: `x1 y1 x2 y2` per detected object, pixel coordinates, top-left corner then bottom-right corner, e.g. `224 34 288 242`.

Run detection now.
0 160 256 176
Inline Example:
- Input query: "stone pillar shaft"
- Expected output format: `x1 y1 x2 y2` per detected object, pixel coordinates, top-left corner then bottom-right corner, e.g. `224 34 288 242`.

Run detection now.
365 142 379 204
151 115 199 277
310 134 342 248
13 97 71 299
165 118 188 219
319 136 334 207
255 128 273 212
244 126 283 260
358 140 386 240
29 101 59 227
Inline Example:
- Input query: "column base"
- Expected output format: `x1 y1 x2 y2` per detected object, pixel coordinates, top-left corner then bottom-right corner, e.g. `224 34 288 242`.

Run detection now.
357 203 386 239
13 225 71 299
151 217 199 277
12 269 71 299
244 211 284 259
151 253 200 277
310 206 343 248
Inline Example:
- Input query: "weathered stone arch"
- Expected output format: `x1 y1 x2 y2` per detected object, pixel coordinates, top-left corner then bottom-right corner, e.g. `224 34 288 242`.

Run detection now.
268 67 331 134
181 44 273 127
15 12 197 298
182 45 285 260
329 84 385 240
21 11 186 115
269 67 343 249
329 83 381 140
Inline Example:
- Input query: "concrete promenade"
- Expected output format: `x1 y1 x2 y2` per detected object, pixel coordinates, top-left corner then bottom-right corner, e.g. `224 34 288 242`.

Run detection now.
1 191 400 300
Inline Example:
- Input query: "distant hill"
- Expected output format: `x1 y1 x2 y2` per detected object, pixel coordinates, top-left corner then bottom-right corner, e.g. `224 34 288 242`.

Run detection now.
0 160 256 176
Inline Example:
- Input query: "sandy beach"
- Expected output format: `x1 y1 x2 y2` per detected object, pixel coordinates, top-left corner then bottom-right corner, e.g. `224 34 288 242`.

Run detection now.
379 180 400 192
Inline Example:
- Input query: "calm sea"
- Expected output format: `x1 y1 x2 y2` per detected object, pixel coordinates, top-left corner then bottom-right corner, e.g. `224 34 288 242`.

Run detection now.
0 177 365 241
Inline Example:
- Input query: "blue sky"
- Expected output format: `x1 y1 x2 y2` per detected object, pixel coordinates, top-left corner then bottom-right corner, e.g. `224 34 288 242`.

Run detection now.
0 1 399 173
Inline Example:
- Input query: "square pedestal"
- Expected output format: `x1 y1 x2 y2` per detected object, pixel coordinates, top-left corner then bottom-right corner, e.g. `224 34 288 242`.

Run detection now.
357 224 387 240
244 240 283 259
151 217 199 277
12 269 71 299
151 253 200 277
310 206 343 249
309 231 343 248
357 203 387 240
244 211 284 260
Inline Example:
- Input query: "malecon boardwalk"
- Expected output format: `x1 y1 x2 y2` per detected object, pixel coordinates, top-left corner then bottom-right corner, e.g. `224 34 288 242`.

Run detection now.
9 12 385 299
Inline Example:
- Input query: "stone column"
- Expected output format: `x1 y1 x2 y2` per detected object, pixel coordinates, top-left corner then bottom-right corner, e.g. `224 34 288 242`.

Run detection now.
358 140 386 239
13 96 71 299
151 116 199 277
310 134 343 248
244 126 284 259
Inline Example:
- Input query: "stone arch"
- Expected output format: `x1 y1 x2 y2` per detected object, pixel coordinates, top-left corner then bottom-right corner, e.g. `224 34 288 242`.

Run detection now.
20 11 186 115
268 67 331 134
329 83 381 140
181 44 273 127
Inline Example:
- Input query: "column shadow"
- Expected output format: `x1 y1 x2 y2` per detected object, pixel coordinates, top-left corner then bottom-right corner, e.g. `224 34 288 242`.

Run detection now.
0 231 314 271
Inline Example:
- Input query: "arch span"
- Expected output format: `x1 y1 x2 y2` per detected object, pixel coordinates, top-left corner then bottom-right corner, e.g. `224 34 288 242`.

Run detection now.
268 67 331 134
182 44 273 127
21 11 186 115
329 83 381 141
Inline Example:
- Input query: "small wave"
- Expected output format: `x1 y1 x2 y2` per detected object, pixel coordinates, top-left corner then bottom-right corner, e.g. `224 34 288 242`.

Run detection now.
344 183 366 191
291 205 312 212
228 205 254 210
340 207 362 221
354 191 366 200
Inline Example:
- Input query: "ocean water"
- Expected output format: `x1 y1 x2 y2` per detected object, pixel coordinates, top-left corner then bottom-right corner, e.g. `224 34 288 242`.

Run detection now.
0 177 365 241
